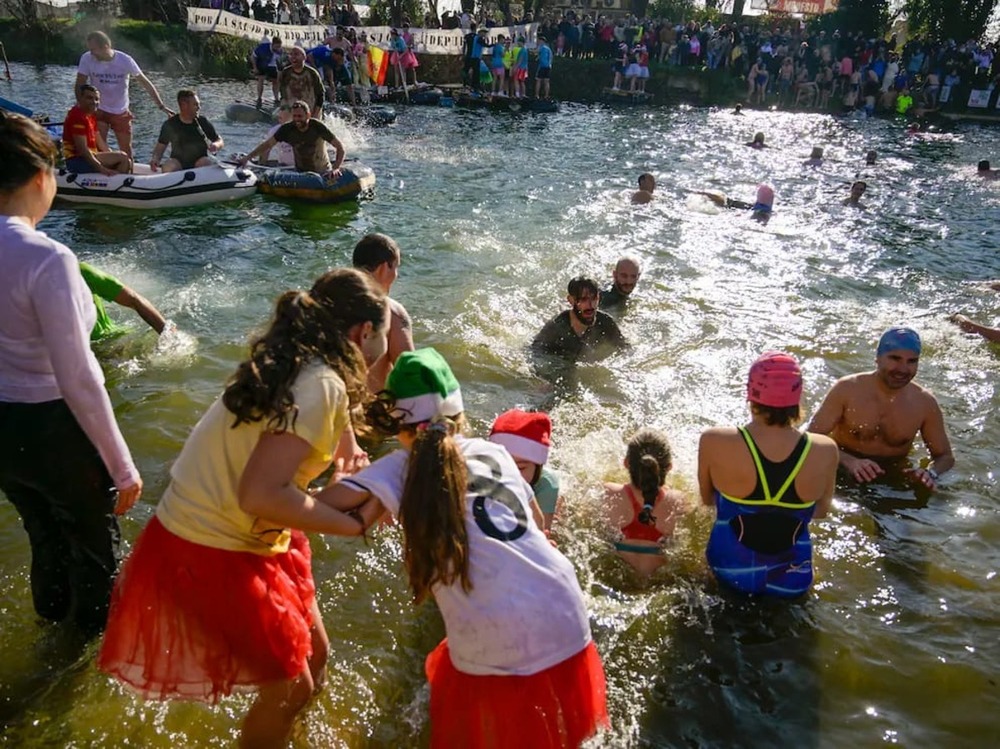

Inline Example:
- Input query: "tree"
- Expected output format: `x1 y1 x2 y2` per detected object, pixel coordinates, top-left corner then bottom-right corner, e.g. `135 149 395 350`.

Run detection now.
821 0 891 38
905 0 997 42
649 0 694 22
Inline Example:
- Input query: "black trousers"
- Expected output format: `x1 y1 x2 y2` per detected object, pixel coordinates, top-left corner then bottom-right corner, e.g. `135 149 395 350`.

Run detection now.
0 399 121 637
464 57 481 90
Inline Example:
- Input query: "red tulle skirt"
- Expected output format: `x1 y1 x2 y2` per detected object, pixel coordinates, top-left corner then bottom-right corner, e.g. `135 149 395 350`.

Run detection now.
425 639 609 749
97 516 316 703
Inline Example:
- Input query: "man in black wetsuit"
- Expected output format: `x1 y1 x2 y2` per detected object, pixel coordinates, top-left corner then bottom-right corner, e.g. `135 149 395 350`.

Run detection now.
532 277 629 362
599 257 641 310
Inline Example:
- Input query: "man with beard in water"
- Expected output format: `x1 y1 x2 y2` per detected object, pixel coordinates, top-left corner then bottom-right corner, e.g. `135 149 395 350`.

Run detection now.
599 257 641 310
808 327 954 492
532 276 629 362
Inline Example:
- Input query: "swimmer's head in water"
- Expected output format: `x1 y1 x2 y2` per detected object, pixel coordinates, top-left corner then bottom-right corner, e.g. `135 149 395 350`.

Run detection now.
753 131 765 144
809 146 824 159
979 159 991 172
638 172 655 192
613 256 641 296
866 150 877 165
747 351 802 408
876 327 921 357
385 348 464 425
850 180 867 199
751 183 775 214
567 276 600 326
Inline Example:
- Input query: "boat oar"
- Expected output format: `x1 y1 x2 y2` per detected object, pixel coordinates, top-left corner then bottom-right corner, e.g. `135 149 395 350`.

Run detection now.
0 42 12 82
396 49 409 104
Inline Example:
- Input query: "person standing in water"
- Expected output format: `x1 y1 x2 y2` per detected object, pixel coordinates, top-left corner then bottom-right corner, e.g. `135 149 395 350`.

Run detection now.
605 429 686 577
700 352 839 597
322 348 609 748
98 269 389 747
0 113 142 638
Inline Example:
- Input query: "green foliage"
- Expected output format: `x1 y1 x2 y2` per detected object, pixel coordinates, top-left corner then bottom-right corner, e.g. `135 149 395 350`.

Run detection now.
368 0 426 26
905 0 996 42
649 0 694 22
816 0 890 38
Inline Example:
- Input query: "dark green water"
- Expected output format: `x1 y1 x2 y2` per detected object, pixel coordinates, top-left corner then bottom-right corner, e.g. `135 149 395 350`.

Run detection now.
1 63 999 747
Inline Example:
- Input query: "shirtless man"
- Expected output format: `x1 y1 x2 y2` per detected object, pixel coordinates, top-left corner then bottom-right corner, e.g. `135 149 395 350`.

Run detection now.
809 327 954 491
977 160 999 180
352 233 415 391
632 173 655 204
949 314 1000 343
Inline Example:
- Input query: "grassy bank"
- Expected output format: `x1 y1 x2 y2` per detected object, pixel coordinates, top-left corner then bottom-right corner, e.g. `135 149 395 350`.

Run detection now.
0 18 741 103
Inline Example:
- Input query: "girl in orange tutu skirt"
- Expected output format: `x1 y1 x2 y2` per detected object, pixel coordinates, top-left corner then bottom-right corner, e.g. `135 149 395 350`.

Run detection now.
319 348 609 748
97 268 389 747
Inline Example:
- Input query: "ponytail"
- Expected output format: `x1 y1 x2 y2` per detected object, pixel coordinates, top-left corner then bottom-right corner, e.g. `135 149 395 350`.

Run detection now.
398 417 470 604
625 428 672 526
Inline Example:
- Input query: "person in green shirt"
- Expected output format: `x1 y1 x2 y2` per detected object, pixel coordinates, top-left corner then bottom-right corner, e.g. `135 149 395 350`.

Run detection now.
79 262 166 341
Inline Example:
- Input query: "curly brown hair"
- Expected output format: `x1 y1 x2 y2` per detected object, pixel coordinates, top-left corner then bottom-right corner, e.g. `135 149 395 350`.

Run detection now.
222 268 387 434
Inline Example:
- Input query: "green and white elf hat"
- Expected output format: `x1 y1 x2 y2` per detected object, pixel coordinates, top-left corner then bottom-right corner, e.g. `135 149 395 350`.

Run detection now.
385 348 464 425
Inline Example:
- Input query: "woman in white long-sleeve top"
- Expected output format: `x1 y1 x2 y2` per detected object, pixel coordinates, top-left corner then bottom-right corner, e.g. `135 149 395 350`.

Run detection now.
0 111 142 637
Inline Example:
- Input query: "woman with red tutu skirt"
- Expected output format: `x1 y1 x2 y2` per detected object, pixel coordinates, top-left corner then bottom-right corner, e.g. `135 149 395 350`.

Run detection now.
97 268 389 747
318 348 609 748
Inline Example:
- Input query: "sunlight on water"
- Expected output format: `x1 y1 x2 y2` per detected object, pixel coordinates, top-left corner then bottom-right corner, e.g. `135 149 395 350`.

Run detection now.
1 62 999 747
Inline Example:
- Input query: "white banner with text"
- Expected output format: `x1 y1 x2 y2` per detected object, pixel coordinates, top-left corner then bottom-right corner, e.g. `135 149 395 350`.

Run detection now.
186 9 539 54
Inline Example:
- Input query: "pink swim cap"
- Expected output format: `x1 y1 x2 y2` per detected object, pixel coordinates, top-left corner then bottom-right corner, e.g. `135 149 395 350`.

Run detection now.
747 351 802 408
755 183 775 207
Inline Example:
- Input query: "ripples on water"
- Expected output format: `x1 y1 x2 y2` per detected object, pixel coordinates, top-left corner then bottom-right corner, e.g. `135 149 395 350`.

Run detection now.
1 64 998 747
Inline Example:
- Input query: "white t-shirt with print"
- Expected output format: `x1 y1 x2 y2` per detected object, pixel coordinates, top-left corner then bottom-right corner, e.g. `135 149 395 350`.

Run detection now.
343 437 591 676
77 50 143 115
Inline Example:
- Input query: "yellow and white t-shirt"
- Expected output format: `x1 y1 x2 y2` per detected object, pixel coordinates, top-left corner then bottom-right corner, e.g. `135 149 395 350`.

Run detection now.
156 361 349 555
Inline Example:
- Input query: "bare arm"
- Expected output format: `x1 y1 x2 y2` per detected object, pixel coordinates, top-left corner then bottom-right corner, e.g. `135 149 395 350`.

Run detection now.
239 136 278 166
387 306 415 366
529 497 545 530
112 285 166 334
920 396 955 477
326 134 345 171
697 433 716 507
809 381 884 482
237 431 379 535
950 314 1000 342
150 141 167 170
810 437 839 520
74 133 115 176
136 73 173 115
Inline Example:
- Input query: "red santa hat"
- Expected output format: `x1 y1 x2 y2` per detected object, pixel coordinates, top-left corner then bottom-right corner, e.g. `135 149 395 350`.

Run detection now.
489 409 552 466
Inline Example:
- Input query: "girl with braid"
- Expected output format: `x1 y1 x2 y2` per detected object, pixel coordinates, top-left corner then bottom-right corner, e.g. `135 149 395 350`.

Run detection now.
605 429 687 576
321 348 608 748
98 268 388 747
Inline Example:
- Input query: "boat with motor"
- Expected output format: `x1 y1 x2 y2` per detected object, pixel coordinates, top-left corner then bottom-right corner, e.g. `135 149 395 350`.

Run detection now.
256 163 375 204
56 163 258 209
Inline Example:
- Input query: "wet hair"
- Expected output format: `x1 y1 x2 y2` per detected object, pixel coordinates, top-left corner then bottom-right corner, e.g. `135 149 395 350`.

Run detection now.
750 402 802 427
0 112 58 193
394 414 471 605
353 232 401 272
865 149 877 164
979 160 991 172
810 146 824 158
222 268 386 435
637 172 654 188
176 89 196 104
626 429 672 524
86 30 111 47
567 276 599 298
753 131 765 142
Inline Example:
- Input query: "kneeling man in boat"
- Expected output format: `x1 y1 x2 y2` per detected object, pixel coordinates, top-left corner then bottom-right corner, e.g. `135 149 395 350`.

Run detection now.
150 89 223 173
238 100 345 179
63 84 131 176
808 327 954 492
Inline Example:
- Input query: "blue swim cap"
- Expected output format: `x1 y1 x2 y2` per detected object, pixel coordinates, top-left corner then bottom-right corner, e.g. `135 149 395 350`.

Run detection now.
877 327 921 356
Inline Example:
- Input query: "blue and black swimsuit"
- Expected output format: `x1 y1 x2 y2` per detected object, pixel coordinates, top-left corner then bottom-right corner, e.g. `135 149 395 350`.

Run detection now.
706 428 816 598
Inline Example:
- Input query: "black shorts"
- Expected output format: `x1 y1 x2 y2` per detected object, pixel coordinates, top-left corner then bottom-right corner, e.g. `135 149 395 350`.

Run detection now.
537 67 551 80
255 68 278 81
333 66 353 87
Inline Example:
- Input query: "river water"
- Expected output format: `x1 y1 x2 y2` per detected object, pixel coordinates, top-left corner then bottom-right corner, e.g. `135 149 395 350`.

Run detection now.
1 62 998 747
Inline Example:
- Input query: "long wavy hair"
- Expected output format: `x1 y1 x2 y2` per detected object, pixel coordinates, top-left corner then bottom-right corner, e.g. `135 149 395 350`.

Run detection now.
367 396 471 605
222 268 386 434
626 428 673 508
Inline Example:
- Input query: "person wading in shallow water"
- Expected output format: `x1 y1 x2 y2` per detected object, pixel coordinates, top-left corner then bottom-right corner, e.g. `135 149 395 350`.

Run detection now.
808 327 955 491
532 276 629 362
